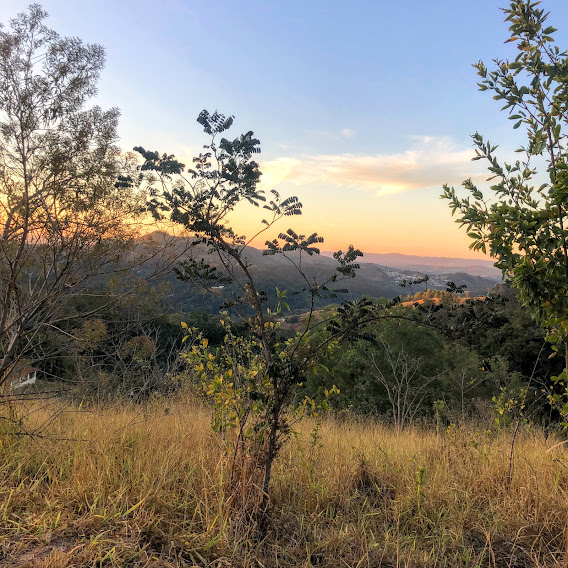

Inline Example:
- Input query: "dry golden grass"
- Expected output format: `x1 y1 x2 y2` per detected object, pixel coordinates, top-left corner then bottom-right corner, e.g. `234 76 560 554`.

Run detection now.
0 397 567 567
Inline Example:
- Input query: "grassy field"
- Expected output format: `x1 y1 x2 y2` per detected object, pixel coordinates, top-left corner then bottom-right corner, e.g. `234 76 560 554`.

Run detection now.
0 397 567 567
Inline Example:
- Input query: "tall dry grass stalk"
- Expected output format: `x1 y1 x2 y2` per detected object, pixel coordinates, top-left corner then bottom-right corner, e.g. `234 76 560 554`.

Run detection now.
0 397 567 567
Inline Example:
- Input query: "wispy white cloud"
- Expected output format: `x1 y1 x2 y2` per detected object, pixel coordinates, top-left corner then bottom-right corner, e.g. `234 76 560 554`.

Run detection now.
260 136 485 197
304 128 357 141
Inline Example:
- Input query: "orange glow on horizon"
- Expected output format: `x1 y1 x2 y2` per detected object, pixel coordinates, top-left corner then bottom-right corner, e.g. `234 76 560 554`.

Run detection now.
142 211 490 261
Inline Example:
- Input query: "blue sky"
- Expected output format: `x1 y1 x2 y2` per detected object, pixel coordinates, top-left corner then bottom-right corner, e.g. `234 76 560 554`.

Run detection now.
3 0 568 257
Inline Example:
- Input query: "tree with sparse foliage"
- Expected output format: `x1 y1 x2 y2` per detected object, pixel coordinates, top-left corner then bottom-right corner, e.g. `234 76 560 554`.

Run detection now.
137 109 362 525
0 6 148 392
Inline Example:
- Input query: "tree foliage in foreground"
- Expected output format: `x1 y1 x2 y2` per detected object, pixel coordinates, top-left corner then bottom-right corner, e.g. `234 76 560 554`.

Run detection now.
136 110 363 524
442 1 568 387
0 5 147 391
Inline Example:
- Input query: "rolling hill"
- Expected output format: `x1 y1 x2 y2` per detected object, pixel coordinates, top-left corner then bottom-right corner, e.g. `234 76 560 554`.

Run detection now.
135 233 502 315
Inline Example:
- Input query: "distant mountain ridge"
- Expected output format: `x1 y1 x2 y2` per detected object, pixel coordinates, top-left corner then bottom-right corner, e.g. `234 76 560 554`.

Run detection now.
135 234 502 314
323 251 500 278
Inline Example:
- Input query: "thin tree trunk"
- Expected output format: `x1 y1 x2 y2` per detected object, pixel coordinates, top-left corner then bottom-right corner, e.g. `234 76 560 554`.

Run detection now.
259 392 281 534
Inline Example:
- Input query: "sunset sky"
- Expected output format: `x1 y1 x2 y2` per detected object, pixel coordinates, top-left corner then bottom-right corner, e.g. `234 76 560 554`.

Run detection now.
3 0 568 258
